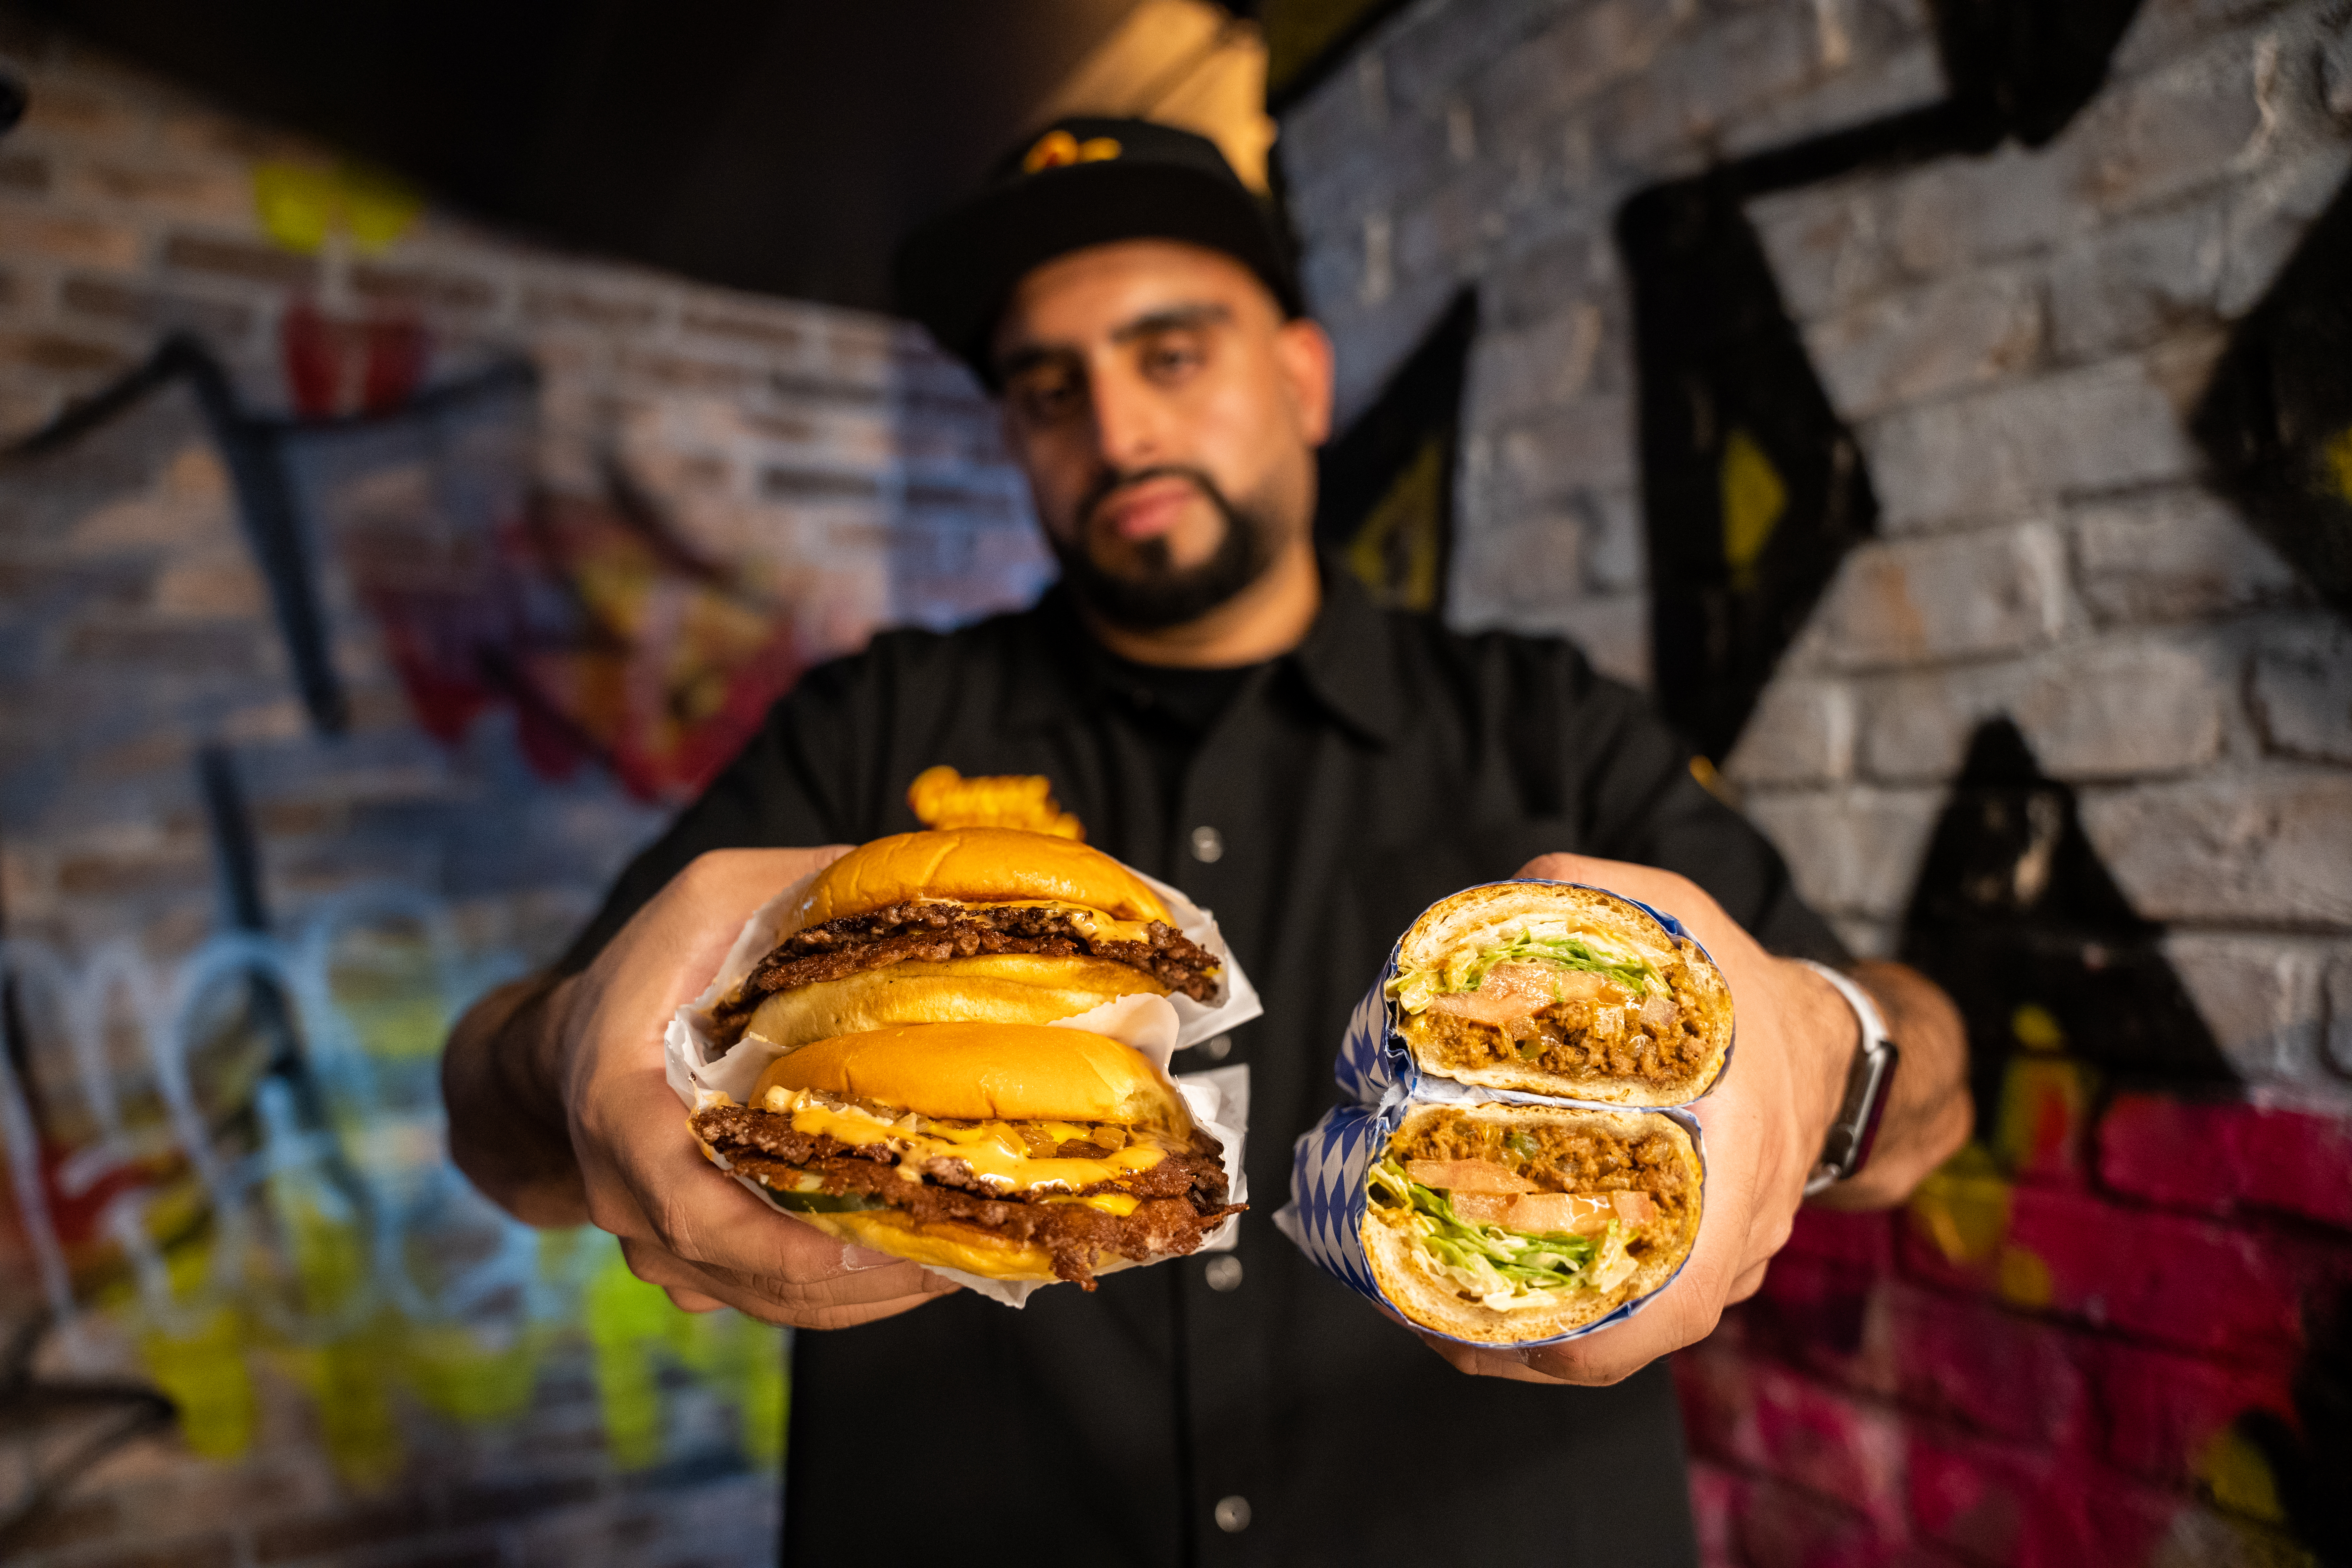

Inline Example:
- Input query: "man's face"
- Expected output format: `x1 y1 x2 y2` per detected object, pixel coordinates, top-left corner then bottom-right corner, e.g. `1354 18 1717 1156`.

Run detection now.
991 241 1334 631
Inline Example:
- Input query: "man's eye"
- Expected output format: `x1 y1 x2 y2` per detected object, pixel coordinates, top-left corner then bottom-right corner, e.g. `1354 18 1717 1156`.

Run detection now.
1016 373 1082 421
1142 337 1203 379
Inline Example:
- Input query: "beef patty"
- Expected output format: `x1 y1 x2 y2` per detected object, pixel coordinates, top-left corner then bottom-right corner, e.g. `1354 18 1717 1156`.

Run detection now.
714 900 1221 1034
691 1103 1241 1288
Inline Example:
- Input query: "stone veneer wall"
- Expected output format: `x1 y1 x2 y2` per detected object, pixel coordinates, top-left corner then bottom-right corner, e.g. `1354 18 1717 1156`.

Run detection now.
1276 1 2352 1564
0 12 1042 1568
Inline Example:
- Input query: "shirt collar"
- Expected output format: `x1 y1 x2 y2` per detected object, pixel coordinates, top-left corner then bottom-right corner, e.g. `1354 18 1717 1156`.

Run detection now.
999 555 1405 747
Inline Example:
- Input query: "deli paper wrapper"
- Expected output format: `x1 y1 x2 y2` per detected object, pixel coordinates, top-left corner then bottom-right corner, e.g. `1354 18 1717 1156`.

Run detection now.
1275 878 1723 1350
665 858 1263 1307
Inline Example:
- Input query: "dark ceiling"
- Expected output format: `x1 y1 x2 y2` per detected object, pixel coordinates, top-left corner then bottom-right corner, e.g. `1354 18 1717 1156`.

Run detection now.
13 0 1148 311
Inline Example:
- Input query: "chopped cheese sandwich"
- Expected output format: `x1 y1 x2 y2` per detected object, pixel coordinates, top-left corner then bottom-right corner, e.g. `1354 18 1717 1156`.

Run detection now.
690 1021 1240 1287
1364 1103 1702 1342
1386 881 1732 1104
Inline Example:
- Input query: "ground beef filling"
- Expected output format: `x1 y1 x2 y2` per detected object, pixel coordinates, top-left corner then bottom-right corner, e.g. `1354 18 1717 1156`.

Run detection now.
713 901 1219 1033
1389 1116 1693 1261
690 1104 1241 1289
1404 977 1716 1085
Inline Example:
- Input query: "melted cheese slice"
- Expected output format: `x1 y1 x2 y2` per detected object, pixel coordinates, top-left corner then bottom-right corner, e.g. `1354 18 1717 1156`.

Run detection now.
965 899 1160 945
760 1085 1178 1195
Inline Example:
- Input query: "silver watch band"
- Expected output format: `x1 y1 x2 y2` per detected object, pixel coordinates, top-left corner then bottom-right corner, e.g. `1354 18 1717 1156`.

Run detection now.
1796 959 1898 1195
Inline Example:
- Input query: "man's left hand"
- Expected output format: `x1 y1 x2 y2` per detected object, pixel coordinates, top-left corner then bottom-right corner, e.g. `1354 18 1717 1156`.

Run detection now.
1414 852 1967 1387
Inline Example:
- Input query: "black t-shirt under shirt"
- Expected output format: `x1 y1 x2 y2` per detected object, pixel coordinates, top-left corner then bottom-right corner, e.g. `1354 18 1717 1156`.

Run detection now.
561 564 1844 1568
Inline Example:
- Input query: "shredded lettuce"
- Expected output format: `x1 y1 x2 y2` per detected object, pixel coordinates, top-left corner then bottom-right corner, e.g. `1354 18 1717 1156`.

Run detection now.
1367 1159 1608 1306
1390 930 1654 1014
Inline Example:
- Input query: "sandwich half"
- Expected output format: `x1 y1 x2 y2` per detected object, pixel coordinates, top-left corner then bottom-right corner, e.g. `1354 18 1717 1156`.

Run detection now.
1363 1102 1701 1343
1386 882 1733 1104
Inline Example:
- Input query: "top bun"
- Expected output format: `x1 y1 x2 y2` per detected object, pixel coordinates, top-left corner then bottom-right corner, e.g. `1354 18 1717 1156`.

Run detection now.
753 1021 1190 1128
781 828 1171 935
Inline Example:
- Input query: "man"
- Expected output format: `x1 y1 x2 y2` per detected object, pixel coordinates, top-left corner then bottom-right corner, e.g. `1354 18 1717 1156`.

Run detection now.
443 119 1968 1565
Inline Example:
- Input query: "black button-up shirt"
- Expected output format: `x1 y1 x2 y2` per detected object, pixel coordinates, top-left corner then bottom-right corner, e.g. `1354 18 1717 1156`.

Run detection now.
562 563 1842 1567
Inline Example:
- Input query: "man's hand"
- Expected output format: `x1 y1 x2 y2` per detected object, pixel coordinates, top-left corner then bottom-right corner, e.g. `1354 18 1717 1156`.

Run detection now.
1414 852 1966 1387
442 848 962 1329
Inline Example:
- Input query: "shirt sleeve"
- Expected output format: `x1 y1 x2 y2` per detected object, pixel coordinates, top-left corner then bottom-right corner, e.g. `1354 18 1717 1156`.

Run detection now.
1530 641 1850 965
551 656 870 975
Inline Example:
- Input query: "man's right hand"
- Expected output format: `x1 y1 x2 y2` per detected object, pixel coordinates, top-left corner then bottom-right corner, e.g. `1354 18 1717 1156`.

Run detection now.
441 847 961 1329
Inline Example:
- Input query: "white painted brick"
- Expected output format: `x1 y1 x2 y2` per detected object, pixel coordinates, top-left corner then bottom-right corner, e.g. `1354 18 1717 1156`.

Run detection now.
2080 773 2352 927
1721 38 1946 158
1744 784 1942 918
1748 177 1903 324
2250 621 2352 763
2162 931 2329 1084
1804 522 2070 669
2070 27 2272 218
2013 637 2231 780
2046 203 2225 363
1492 394 1637 503
1467 301 1611 425
1884 143 2098 277
2070 488 2302 624
1580 484 1646 594
1803 265 2045 421
1856 661 2027 782
1452 508 1587 622
2217 139 2352 315
1724 678 1856 786
1860 357 2200 532
1460 589 1651 692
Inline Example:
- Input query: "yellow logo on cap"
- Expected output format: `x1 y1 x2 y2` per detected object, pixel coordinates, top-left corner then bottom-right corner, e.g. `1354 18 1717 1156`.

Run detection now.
1023 130 1122 174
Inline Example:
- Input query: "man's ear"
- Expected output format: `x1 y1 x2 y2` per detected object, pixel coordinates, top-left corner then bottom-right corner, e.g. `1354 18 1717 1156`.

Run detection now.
1273 317 1336 448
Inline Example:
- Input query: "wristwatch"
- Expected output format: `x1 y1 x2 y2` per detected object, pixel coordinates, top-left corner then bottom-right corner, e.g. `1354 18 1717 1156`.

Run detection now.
1795 960 1900 1196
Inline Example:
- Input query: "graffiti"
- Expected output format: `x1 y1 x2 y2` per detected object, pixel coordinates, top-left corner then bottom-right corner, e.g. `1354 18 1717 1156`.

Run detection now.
0 875 783 1501
1315 288 1477 615
1618 0 2147 762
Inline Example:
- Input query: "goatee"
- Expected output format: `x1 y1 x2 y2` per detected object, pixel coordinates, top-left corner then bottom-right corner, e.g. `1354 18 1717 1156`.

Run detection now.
1051 466 1280 632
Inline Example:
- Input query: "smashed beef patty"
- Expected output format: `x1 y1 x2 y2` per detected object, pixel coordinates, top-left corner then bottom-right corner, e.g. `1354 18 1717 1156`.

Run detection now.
715 901 1220 1032
690 1104 1241 1288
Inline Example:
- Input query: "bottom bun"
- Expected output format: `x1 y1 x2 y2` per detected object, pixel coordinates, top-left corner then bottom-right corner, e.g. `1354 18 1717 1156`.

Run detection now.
1363 1104 1701 1344
776 1205 1136 1285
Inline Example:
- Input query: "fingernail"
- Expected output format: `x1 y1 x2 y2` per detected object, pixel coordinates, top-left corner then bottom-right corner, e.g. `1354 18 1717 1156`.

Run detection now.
838 1244 898 1272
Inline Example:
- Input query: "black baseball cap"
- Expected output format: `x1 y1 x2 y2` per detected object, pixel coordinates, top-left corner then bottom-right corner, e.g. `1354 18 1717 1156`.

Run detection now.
893 117 1302 387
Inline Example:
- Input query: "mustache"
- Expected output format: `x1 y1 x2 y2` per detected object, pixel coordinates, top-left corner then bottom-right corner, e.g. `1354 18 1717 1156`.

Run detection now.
1078 464 1233 530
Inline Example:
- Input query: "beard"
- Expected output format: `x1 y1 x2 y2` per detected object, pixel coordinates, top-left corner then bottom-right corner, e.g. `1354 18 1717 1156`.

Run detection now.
1048 465 1282 632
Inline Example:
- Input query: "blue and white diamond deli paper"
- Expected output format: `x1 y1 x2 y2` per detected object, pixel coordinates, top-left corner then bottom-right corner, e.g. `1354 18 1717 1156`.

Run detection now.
1273 879 1718 1350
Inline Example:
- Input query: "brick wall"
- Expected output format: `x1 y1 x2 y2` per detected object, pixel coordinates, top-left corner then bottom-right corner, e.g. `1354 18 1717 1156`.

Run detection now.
1276 1 2352 1564
0 13 1041 1566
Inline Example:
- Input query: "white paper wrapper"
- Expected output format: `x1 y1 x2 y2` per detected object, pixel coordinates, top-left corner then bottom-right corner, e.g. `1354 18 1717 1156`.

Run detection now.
664 858 1263 1306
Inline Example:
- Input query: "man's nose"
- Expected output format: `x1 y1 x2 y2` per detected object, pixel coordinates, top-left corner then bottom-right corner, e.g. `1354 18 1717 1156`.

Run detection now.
1088 365 1165 471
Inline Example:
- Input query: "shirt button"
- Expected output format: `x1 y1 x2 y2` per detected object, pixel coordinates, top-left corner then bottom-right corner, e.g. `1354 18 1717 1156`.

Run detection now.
1214 1495 1252 1533
1201 1033 1232 1062
1189 825 1224 863
1203 1254 1243 1292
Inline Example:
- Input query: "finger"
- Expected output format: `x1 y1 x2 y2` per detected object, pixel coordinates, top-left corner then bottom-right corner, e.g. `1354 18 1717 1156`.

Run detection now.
664 1286 728 1313
621 1234 956 1330
1726 1259 1770 1304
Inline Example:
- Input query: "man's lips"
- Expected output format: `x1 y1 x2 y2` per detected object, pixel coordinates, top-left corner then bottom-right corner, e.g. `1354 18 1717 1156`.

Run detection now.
1094 476 1199 542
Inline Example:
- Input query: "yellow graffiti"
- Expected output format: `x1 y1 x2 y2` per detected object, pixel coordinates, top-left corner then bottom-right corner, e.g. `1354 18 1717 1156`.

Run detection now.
1993 1055 2098 1174
128 1244 255 1461
2199 1424 2288 1523
2324 423 2352 505
1907 1142 2011 1267
584 1244 786 1471
2010 1002 2067 1052
1720 427 1786 591
254 159 423 256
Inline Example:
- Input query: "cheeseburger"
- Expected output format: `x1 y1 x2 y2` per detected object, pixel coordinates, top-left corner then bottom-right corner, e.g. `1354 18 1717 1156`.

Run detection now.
1386 882 1733 1104
690 1021 1241 1287
708 827 1223 1054
1364 1103 1701 1342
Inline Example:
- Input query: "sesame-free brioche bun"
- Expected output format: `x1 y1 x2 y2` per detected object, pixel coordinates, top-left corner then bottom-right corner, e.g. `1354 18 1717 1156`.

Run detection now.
782 828 1170 936
742 954 1166 1053
776 1205 1137 1284
751 1021 1191 1129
